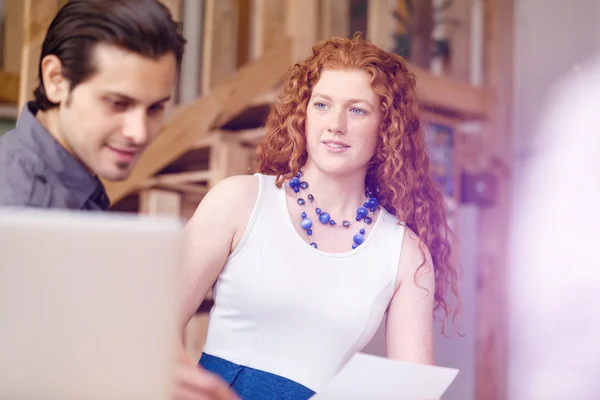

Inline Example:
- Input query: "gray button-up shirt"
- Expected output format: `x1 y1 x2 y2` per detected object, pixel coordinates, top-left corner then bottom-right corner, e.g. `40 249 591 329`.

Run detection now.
0 102 110 210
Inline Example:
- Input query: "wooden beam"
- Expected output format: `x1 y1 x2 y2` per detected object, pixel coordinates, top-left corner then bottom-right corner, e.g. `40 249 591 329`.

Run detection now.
139 188 181 216
3 0 24 75
154 183 208 197
250 88 280 107
446 0 472 82
136 181 209 198
236 0 252 67
250 0 286 59
191 133 218 150
221 127 266 145
201 0 239 93
319 0 350 40
192 128 267 149
0 70 20 104
19 0 61 112
475 0 514 399
367 0 397 52
211 36 291 128
410 64 493 119
285 0 319 62
103 36 292 203
138 171 214 188
409 0 434 69
208 134 254 186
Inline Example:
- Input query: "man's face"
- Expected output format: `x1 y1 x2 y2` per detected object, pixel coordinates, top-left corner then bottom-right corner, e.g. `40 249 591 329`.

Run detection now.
57 43 177 181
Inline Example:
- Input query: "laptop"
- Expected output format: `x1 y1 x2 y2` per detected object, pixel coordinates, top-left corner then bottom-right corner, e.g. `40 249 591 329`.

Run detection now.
0 208 183 400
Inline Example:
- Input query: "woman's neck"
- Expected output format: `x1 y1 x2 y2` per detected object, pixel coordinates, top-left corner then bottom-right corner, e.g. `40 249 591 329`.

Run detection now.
297 161 368 218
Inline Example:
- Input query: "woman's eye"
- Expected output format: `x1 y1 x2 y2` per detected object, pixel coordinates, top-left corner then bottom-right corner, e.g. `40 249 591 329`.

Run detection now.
350 107 366 115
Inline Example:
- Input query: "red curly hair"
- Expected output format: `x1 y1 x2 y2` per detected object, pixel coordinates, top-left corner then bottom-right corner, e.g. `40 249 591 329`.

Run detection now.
256 34 460 333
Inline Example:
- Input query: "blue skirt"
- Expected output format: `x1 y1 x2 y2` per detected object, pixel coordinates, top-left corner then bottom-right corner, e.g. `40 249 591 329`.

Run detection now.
199 352 316 400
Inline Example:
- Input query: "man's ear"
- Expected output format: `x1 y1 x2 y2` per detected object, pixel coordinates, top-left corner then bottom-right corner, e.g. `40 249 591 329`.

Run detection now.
40 55 69 105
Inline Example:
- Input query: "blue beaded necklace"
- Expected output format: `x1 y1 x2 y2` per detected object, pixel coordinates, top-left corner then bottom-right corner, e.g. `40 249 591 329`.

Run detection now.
288 170 379 250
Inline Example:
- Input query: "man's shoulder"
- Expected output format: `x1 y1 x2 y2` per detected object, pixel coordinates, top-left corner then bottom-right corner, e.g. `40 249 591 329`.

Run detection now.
0 143 52 208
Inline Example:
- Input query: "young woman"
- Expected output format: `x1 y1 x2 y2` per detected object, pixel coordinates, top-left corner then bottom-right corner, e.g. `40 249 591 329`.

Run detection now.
175 34 460 400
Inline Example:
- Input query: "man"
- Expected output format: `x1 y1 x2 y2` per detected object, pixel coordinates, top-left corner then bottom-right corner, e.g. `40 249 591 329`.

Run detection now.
0 1 238 399
0 0 181 210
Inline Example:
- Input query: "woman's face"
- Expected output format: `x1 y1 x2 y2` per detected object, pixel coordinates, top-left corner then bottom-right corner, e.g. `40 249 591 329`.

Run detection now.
304 68 381 176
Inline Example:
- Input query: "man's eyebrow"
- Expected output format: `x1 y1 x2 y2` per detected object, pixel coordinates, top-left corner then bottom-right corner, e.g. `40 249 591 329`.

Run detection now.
102 91 134 101
102 92 172 105
152 95 172 104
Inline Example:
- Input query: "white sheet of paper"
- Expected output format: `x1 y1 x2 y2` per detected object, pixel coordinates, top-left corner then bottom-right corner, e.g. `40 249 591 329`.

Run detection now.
311 353 459 399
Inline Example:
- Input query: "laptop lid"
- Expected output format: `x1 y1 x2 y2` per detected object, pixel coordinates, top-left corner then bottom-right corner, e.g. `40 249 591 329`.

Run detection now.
0 208 182 400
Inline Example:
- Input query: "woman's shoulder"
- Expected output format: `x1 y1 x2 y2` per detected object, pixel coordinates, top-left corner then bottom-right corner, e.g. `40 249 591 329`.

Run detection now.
202 173 282 217
377 206 406 231
204 174 261 210
375 209 428 273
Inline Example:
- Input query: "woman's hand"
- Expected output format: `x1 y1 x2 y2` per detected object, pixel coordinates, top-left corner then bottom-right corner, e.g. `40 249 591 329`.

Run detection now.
172 347 239 400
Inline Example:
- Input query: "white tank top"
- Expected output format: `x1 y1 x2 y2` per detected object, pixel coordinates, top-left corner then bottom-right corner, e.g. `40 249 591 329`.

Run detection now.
202 173 406 391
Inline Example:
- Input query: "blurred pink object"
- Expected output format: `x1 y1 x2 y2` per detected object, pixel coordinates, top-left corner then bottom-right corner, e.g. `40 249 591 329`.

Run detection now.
509 55 600 399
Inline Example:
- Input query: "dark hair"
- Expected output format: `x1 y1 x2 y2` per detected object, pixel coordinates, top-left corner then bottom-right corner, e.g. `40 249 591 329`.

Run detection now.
34 0 186 111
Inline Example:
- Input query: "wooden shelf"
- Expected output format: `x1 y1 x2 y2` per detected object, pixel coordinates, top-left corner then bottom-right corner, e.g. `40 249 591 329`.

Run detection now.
409 65 493 120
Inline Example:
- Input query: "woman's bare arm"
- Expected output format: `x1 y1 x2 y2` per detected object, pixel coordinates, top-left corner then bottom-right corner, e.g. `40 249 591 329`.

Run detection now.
179 174 259 332
172 175 258 400
385 227 436 365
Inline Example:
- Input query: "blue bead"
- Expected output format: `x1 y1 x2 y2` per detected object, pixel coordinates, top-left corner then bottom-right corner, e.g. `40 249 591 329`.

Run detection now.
360 228 365 234
308 194 314 202
329 220 336 226
300 182 309 190
357 206 369 218
296 171 303 178
301 212 307 218
289 177 301 189
368 197 379 208
364 202 369 207
300 218 313 230
297 198 305 205
353 233 365 245
319 212 331 224
307 229 312 235
310 242 317 248
364 217 372 224
315 208 322 214
293 187 300 193
342 220 351 227
352 243 358 249
356 215 362 221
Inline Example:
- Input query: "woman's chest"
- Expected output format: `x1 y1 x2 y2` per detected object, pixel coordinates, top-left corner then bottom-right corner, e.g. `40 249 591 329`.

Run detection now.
217 234 395 336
